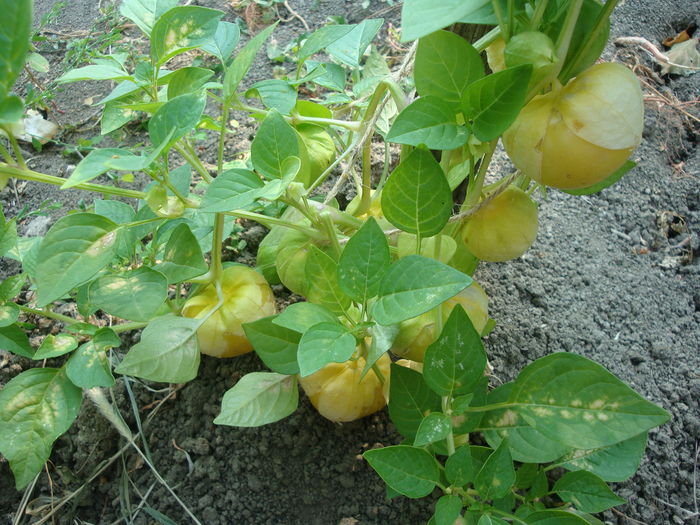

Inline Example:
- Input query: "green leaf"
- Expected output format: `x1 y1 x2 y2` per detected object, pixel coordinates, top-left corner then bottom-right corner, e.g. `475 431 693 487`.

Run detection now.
272 302 338 333
36 213 118 306
414 412 451 447
27 52 50 74
114 316 200 383
337 217 391 304
423 305 486 397
364 445 439 498
201 20 240 62
373 255 472 325
150 6 223 65
0 368 82 489
305 246 352 317
61 148 143 189
0 274 25 302
560 432 648 482
388 363 441 439
298 25 355 59
326 19 383 67
381 149 451 237
525 510 591 525
480 383 571 463
510 353 671 450
255 157 301 200
119 0 179 36
33 333 79 360
297 322 356 377
563 161 636 196
223 22 277 99
200 168 264 212
0 324 33 357
166 66 214 99
0 303 19 327
414 31 484 105
0 215 17 257
243 316 300 375
154 223 208 283
462 65 532 142
361 322 400 379
445 445 473 486
553 471 625 513
400 0 490 42
397 233 456 264
57 64 132 83
387 96 468 149
149 93 206 148
434 495 463 525
474 440 516 500
66 328 121 388
88 267 168 321
0 0 31 96
214 372 298 427
477 516 509 525
246 79 297 115
0 95 24 124
251 109 299 179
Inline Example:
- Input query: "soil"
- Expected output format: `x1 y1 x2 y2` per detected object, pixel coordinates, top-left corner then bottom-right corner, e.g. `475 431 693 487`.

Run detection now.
1 0 699 524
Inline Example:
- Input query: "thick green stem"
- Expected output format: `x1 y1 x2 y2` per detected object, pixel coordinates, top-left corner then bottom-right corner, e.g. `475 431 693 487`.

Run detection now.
2 127 27 169
210 214 225 282
491 0 509 41
174 143 213 184
111 321 148 334
218 104 229 175
0 163 146 199
473 27 502 52
355 136 373 217
223 209 321 238
0 141 14 164
237 103 362 131
529 0 550 30
553 0 584 76
18 305 80 325
462 141 498 210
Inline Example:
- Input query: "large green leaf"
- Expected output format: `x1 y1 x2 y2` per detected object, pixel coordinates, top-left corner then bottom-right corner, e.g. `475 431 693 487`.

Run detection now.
148 93 206 149
243 316 300 375
462 65 532 142
444 445 474 486
0 303 19 327
387 96 468 150
298 25 355 59
326 19 383 67
364 445 440 498
88 267 168 322
114 316 200 383
480 383 571 464
305 246 351 317
414 31 484 105
0 95 24 124
0 212 17 257
400 0 490 42
36 213 119 306
524 510 591 525
166 66 214 99
372 255 472 325
66 328 121 388
388 363 441 439
433 495 463 525
0 368 82 489
0 324 33 358
337 217 391 304
559 432 648 482
214 372 298 427
33 334 79 360
61 148 146 189
57 64 132 83
154 223 208 283
246 79 297 115
553 471 625 513
423 305 486 397
0 0 31 96
223 22 277 99
200 169 264 212
272 302 338 334
250 109 299 179
201 21 240 63
381 149 452 237
297 322 356 377
474 440 516 501
510 353 671 449
119 0 179 36
150 6 223 65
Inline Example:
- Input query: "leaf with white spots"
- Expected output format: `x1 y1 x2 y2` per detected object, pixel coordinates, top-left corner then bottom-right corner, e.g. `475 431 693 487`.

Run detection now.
413 412 451 447
33 333 79 360
150 6 223 65
510 353 671 450
0 368 82 489
36 213 119 306
553 471 625 513
559 432 648 482
474 439 516 501
0 303 19 327
66 328 121 388
88 267 168 322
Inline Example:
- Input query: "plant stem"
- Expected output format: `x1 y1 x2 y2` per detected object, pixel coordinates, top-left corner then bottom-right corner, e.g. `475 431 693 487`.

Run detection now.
218 103 229 175
173 142 213 183
2 128 27 169
0 163 146 199
491 0 509 41
473 27 502 52
0 141 15 164
490 508 529 525
355 134 373 217
18 305 80 325
237 102 363 131
529 0 550 30
111 321 148 334
222 209 320 237
210 213 225 282
553 0 584 75
559 0 619 81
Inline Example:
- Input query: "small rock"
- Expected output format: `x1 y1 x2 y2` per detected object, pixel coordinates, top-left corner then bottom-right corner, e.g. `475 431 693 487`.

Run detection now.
24 215 52 237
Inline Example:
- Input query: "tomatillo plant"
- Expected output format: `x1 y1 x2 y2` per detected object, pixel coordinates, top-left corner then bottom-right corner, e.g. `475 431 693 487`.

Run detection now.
0 1 669 521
